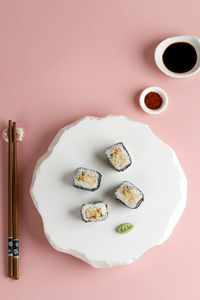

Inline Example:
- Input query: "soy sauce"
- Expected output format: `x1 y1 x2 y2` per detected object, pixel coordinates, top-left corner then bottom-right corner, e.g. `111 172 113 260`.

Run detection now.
162 42 197 73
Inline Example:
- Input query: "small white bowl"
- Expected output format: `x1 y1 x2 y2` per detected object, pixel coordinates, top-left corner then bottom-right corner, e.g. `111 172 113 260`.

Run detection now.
154 35 200 78
139 86 168 115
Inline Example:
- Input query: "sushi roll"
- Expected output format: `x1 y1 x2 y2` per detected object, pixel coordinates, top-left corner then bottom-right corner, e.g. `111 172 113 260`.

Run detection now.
115 181 144 208
73 167 102 191
105 142 132 171
81 201 108 222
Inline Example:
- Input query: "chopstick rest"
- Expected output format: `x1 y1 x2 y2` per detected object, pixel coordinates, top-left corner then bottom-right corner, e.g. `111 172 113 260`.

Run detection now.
3 126 24 143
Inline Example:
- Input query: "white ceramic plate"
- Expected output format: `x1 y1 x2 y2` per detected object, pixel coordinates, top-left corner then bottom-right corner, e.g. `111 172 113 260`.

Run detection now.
30 115 187 268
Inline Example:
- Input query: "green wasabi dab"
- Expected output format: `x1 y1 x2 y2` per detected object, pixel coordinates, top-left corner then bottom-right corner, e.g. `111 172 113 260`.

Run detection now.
116 223 134 234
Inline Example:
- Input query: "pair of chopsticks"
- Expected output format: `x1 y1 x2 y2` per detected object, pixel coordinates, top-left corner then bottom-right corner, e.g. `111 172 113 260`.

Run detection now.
8 120 19 279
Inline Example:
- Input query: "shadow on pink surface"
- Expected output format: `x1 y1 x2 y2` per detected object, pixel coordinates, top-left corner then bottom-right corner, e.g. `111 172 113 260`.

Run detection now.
142 38 163 72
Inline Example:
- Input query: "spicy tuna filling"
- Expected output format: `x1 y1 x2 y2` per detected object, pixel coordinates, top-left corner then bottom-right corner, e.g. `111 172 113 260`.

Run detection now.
121 185 139 205
110 147 127 168
85 207 102 220
115 181 144 209
81 201 108 222
77 172 97 187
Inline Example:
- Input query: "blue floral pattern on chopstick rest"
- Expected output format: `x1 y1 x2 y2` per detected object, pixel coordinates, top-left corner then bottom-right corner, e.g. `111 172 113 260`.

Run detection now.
8 237 13 256
13 239 19 258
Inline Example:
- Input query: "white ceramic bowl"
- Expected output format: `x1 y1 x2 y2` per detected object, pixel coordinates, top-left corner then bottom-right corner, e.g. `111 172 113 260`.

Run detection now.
154 35 200 78
139 86 168 115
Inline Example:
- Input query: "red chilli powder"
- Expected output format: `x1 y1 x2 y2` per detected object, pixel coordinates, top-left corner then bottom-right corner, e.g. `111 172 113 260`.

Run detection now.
144 92 163 110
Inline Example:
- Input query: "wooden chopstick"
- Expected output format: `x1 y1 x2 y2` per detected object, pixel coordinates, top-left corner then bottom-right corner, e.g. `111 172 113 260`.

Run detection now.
12 122 19 279
8 120 13 277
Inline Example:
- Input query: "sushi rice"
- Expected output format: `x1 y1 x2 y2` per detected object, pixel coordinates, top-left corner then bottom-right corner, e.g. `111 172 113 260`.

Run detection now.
115 181 144 208
73 167 102 191
105 142 132 171
81 201 108 222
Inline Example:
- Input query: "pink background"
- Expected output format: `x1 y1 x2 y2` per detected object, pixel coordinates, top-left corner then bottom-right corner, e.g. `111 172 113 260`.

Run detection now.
0 0 200 299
